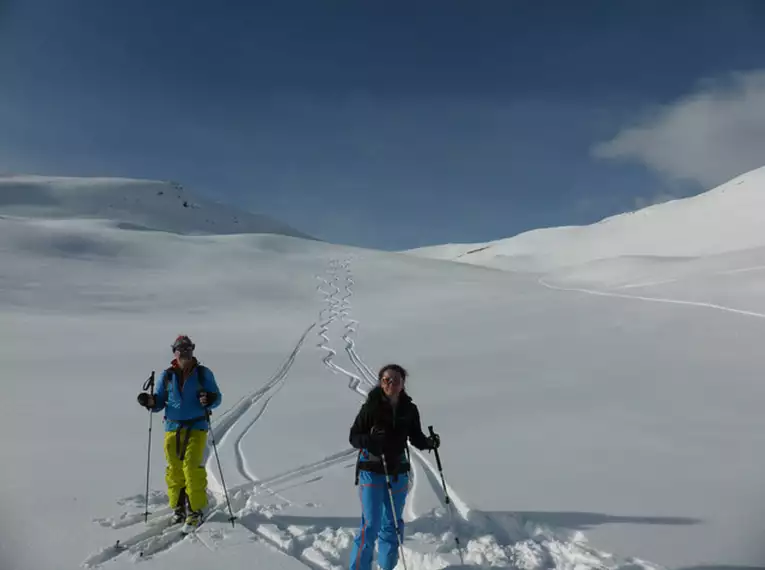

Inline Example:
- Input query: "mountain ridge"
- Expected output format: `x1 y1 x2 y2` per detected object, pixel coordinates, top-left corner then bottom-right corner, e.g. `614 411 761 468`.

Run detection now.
0 174 314 240
405 165 765 273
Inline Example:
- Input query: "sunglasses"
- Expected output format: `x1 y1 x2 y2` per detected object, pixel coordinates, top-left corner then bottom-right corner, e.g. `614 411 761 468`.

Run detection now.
172 342 195 353
381 376 402 385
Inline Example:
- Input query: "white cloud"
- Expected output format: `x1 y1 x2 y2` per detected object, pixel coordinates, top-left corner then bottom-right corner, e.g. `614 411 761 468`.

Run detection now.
592 69 765 188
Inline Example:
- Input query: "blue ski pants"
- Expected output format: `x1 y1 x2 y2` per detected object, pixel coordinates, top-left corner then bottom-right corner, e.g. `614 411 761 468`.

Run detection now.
349 470 409 570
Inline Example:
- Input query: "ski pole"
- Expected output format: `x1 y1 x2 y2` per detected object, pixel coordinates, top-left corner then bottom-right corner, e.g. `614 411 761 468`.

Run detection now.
204 407 236 527
428 425 464 564
142 371 155 523
381 454 408 570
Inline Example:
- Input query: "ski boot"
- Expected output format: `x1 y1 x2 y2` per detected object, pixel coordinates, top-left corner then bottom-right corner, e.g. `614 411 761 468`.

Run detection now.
170 489 187 525
171 505 186 525
182 510 204 534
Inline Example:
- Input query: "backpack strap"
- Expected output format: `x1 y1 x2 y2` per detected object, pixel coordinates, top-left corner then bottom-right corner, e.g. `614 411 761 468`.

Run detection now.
196 364 208 387
163 366 174 390
165 363 208 391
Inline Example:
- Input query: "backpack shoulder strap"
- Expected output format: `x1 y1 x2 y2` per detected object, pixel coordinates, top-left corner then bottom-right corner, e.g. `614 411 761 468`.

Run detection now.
163 367 175 390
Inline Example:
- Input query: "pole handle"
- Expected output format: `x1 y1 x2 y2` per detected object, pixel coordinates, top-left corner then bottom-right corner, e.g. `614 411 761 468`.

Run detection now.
142 371 156 394
428 425 444 468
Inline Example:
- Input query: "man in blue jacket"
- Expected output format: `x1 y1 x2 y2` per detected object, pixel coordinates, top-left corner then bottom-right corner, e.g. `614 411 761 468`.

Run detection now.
137 334 222 529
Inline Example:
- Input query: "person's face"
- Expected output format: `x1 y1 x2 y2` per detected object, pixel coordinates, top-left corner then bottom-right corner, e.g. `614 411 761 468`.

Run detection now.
380 369 403 397
173 339 195 365
175 347 193 365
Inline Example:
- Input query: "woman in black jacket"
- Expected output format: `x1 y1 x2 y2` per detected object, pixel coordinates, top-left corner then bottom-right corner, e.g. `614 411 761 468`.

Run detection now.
347 363 440 570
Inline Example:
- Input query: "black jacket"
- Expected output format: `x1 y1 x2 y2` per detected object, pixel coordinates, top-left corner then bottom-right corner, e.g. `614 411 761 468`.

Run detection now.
349 387 431 478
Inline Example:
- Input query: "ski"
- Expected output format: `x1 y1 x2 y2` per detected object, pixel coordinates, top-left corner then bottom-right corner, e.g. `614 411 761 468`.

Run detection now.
85 514 184 567
180 506 226 537
134 510 221 559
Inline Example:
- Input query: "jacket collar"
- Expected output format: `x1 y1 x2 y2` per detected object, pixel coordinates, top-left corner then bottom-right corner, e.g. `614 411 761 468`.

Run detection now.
366 385 412 407
170 357 199 373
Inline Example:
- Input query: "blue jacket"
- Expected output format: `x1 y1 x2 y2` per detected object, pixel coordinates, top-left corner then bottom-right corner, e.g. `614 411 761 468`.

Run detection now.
150 360 222 432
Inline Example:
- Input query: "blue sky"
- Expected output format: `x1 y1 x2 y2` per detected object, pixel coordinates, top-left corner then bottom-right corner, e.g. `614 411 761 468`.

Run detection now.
2 0 765 249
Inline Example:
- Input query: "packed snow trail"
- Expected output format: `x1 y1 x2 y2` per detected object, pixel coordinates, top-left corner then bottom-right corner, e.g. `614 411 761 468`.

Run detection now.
315 260 368 397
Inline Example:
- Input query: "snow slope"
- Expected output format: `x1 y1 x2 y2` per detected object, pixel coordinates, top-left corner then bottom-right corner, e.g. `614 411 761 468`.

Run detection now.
405 165 765 274
3 175 765 570
0 174 312 238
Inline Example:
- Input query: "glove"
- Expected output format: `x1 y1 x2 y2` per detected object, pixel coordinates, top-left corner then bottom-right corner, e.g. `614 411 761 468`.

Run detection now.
137 393 155 409
426 433 440 450
198 391 217 407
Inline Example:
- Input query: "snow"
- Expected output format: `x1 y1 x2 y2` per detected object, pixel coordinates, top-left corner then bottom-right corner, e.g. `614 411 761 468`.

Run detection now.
3 171 765 570
0 174 312 238
405 165 765 274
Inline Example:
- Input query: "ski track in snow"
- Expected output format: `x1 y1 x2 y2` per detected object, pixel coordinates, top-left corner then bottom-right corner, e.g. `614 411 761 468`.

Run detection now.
86 259 666 570
315 261 368 398
538 276 765 320
213 321 316 491
611 263 765 290
233 379 287 484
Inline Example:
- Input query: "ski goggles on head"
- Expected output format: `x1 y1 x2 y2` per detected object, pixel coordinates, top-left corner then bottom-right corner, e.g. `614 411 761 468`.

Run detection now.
172 337 195 353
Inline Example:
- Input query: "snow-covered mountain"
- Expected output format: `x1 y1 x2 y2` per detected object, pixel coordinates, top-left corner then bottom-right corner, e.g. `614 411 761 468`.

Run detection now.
406 165 765 274
0 174 312 239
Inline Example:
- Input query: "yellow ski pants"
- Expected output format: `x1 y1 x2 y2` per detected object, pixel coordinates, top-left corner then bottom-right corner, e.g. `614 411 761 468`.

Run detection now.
164 429 208 512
